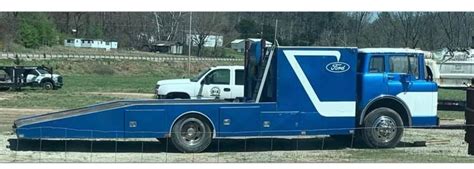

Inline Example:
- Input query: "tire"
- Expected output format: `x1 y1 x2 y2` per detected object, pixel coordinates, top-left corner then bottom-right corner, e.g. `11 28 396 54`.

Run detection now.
170 115 212 153
360 107 404 148
42 81 54 90
166 93 190 99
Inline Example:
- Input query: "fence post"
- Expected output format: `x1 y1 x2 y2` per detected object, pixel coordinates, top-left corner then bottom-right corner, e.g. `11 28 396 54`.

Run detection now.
465 78 474 155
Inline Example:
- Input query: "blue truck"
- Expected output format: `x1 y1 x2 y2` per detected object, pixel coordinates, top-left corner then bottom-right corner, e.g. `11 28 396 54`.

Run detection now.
13 41 438 153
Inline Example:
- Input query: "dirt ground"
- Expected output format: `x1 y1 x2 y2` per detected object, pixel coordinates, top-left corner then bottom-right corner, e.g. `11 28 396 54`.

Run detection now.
0 128 473 163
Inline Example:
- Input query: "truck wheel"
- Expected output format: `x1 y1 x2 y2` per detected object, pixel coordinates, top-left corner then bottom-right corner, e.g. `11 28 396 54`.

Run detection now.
42 81 54 90
361 107 403 148
171 115 212 153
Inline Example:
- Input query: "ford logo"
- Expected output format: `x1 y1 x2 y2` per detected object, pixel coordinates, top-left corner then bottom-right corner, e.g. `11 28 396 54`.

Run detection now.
326 62 350 73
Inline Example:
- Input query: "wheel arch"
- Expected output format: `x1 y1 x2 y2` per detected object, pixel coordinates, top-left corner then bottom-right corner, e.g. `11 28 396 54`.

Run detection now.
359 95 412 127
168 111 216 138
40 77 54 84
166 92 191 99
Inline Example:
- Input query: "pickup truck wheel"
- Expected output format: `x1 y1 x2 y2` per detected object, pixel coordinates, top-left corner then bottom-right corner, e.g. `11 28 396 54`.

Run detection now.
42 81 54 90
171 116 212 153
361 107 403 148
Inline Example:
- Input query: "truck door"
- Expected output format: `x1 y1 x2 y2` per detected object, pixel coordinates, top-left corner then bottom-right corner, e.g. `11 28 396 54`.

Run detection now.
386 54 437 123
232 69 245 98
201 69 233 99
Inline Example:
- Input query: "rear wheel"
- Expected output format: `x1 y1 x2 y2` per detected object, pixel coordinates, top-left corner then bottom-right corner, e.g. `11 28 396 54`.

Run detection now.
171 115 212 153
361 107 403 148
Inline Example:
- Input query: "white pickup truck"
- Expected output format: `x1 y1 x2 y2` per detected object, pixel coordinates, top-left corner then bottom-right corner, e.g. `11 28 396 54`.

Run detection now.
155 65 244 100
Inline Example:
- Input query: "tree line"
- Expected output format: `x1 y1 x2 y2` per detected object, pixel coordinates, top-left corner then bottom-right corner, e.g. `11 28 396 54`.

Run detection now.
0 12 473 55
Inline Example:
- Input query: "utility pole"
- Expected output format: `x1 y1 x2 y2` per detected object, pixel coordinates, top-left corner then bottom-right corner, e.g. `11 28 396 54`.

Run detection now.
274 19 278 44
188 12 192 76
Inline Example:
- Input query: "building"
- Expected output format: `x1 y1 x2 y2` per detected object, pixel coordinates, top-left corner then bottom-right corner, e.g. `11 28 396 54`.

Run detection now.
231 38 273 53
185 33 223 48
64 38 118 51
148 41 184 54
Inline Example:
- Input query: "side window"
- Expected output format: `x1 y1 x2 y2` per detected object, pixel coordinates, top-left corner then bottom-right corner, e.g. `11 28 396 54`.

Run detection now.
369 55 384 73
235 69 244 85
409 55 420 79
389 56 409 73
207 69 230 85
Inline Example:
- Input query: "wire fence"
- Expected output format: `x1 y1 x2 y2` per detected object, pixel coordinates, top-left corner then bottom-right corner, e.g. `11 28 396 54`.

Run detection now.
0 52 244 62
0 125 472 163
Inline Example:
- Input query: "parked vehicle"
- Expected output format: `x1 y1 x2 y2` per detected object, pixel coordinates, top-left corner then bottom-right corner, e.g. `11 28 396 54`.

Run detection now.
425 48 474 88
0 66 63 90
13 40 438 153
155 66 244 100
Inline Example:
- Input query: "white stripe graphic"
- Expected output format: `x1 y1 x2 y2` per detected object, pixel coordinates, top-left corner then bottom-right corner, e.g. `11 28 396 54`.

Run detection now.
283 50 355 117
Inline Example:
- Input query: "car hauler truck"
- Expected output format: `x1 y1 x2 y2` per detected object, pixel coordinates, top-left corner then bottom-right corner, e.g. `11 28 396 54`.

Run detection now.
13 40 438 153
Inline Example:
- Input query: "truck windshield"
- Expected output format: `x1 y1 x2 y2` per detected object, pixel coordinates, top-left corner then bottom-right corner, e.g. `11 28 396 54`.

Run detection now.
37 69 49 74
190 68 210 82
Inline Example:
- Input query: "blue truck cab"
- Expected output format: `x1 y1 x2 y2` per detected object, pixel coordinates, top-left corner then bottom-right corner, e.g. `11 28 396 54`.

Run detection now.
13 40 438 153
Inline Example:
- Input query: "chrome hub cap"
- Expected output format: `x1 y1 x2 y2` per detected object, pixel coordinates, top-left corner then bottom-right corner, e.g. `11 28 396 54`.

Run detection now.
179 119 204 146
371 116 397 143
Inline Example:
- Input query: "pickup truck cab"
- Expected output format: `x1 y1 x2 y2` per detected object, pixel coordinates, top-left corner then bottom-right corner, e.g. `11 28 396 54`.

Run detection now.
155 65 244 100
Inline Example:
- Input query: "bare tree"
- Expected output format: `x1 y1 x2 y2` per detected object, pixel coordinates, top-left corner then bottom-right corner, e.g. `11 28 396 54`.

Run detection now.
192 12 223 57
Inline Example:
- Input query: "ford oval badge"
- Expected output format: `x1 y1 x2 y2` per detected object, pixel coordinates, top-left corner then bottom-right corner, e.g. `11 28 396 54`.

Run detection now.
326 62 350 73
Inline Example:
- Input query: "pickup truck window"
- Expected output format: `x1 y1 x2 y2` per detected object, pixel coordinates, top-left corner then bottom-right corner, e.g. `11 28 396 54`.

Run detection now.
37 69 48 74
235 69 244 85
207 69 230 85
191 68 210 82
369 55 384 73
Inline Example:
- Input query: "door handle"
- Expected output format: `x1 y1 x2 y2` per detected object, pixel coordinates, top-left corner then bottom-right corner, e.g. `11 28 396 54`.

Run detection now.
224 88 231 92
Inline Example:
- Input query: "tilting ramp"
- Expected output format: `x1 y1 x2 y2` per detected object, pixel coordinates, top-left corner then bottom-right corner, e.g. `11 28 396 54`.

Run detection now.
14 99 227 128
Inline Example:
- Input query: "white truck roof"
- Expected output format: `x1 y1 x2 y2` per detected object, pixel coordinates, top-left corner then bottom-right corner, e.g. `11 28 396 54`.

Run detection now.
359 48 425 54
212 65 244 69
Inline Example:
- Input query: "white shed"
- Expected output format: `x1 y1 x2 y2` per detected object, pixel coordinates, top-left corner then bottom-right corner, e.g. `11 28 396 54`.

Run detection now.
64 38 118 51
64 38 82 48
230 38 272 53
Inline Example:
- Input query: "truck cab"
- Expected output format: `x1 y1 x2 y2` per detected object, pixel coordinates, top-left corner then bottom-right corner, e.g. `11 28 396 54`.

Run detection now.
357 48 438 127
155 65 244 100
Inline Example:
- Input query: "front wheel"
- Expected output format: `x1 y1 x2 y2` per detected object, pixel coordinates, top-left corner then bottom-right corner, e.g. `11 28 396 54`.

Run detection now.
42 81 54 90
171 115 212 153
361 107 404 148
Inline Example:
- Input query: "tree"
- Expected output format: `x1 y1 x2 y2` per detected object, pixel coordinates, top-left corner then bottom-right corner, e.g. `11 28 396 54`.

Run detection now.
235 19 259 38
192 12 224 57
16 13 60 48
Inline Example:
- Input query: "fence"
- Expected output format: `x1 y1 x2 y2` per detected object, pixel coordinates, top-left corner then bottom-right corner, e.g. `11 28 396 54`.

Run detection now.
0 53 244 62
0 125 471 163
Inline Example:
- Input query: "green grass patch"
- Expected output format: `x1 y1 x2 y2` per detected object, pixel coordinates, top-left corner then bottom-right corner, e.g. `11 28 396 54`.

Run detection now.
438 88 465 101
438 111 464 120
64 75 157 93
